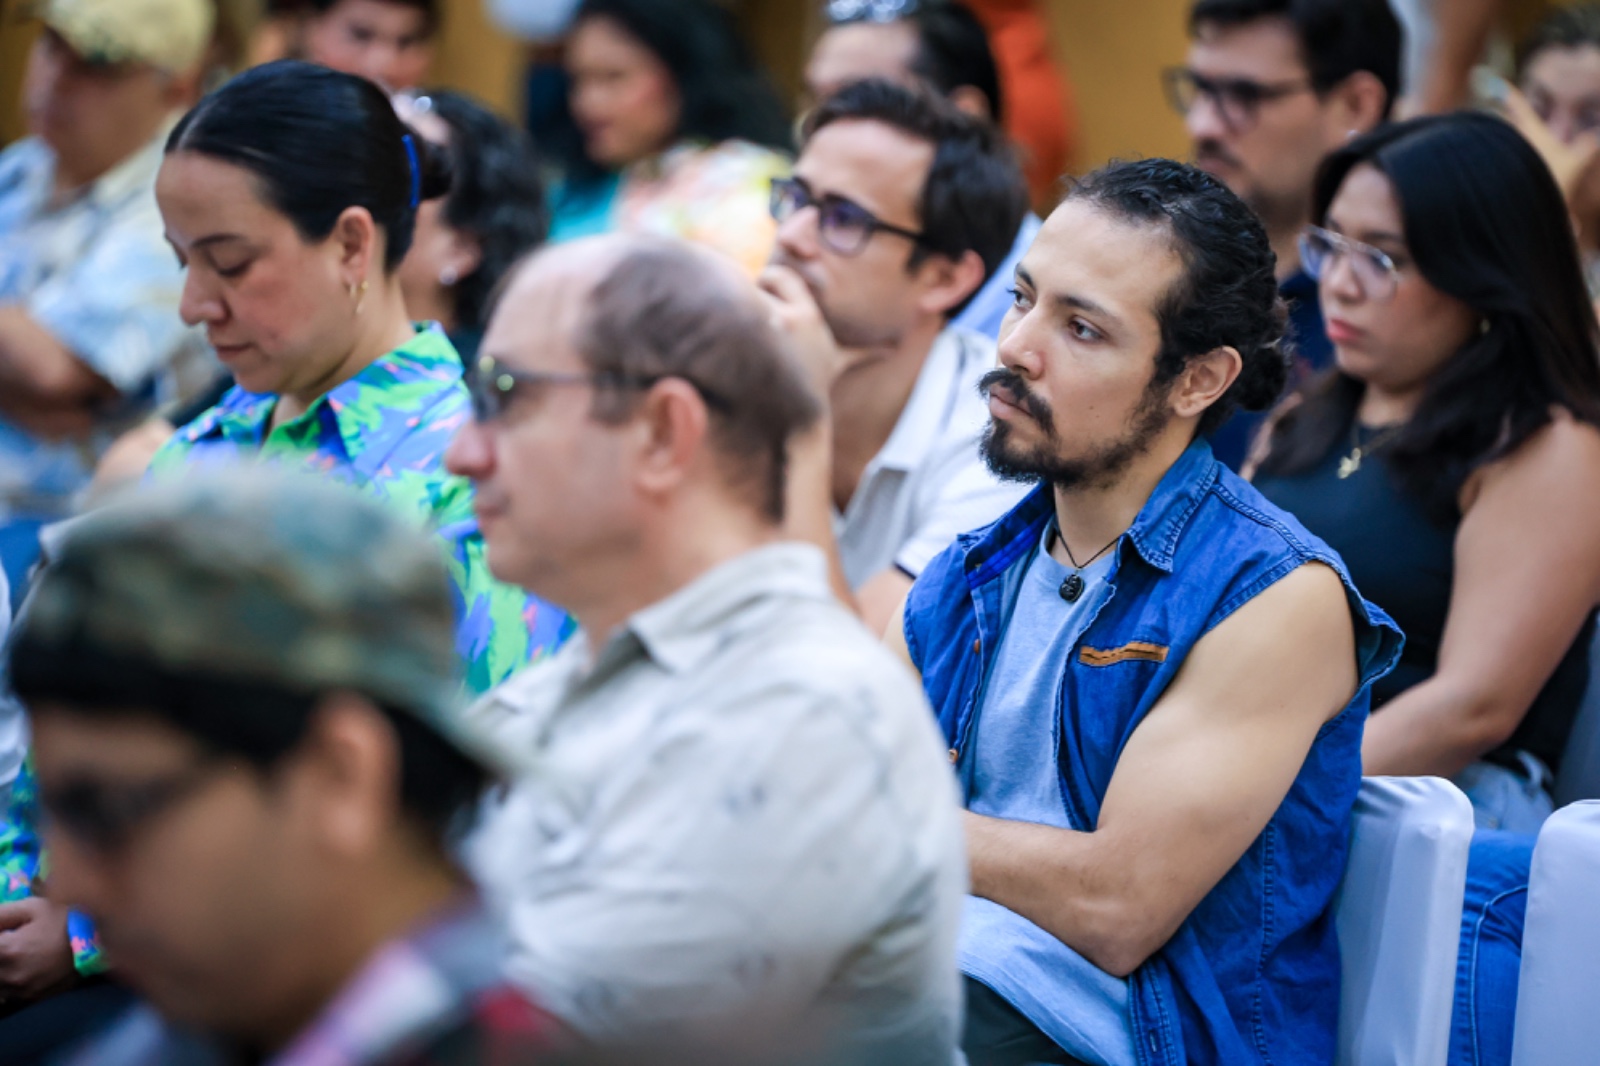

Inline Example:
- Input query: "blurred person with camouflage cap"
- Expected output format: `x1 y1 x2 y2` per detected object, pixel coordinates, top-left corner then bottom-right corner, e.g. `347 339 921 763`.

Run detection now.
0 0 216 608
6 469 571 1066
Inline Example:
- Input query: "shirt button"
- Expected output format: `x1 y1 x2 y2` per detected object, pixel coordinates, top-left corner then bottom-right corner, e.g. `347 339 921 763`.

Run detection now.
948 748 959 764
971 638 981 654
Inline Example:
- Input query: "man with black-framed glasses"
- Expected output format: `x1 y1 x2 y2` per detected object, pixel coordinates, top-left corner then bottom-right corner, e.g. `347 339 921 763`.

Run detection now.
1168 0 1401 469
765 78 1031 636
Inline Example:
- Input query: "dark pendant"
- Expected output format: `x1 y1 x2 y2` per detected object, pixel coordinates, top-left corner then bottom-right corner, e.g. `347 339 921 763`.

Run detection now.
1059 573 1085 603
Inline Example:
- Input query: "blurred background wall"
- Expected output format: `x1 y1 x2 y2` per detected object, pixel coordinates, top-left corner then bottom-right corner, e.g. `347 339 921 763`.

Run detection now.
0 0 1583 168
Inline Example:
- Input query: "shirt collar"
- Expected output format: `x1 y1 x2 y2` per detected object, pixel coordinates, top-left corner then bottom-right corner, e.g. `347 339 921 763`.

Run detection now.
1279 267 1317 301
874 327 978 473
269 893 502 1066
621 542 833 675
180 328 464 467
321 327 462 473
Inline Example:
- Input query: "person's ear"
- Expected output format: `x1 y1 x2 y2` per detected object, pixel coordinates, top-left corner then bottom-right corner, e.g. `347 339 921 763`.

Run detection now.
947 85 993 122
914 249 987 318
1170 346 1242 422
442 230 483 287
331 206 382 291
1325 71 1389 140
629 378 710 502
294 694 403 859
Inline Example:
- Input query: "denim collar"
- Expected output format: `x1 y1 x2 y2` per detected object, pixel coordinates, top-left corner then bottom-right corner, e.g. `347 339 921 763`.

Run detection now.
958 437 1220 590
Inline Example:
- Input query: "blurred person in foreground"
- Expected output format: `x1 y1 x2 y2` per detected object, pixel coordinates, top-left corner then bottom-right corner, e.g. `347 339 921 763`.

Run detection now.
804 0 1041 342
767 80 1030 634
448 235 967 1063
887 158 1399 1065
9 471 570 1066
0 0 214 605
1166 0 1400 469
1247 113 1600 1066
548 0 793 275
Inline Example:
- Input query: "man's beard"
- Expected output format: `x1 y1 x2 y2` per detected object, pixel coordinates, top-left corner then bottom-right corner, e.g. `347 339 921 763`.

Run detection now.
979 367 1174 491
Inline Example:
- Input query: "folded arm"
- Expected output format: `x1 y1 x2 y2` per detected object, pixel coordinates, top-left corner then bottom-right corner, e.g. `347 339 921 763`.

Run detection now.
964 561 1359 977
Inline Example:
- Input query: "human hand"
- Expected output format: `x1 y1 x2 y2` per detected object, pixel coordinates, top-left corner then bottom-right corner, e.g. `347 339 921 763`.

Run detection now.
757 264 849 398
0 897 78 1002
1498 80 1600 203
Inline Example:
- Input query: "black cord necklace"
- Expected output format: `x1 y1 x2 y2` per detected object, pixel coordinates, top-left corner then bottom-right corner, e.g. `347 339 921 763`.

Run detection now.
1051 527 1120 603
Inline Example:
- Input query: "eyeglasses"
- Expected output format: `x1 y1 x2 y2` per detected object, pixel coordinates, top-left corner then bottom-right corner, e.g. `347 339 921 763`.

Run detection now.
464 354 729 423
769 176 926 258
825 0 918 24
1299 225 1403 302
40 759 226 856
1162 67 1316 132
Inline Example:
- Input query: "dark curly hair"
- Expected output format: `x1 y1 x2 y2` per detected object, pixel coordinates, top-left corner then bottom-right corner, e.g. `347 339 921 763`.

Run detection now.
1517 4 1600 78
1064 157 1290 436
424 90 547 333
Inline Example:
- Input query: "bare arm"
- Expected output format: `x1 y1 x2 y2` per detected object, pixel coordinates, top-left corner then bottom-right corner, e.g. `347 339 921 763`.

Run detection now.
0 308 115 438
965 561 1358 977
1404 0 1503 116
1363 417 1600 776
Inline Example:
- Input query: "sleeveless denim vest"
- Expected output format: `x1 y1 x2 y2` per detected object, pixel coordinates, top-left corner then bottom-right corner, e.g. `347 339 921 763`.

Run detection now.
905 440 1403 1066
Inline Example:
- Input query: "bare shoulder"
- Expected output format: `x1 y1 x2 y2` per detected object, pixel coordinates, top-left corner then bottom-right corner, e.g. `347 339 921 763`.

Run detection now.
1464 409 1600 510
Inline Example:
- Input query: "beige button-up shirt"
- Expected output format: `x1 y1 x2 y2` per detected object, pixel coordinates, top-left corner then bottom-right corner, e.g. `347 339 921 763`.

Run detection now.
467 543 966 1063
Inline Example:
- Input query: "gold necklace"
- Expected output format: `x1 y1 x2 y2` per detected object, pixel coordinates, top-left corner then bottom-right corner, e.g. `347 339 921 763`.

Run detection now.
1336 420 1405 479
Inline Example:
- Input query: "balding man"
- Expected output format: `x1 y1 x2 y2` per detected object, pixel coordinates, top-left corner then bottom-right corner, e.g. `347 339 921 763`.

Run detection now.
446 235 966 1064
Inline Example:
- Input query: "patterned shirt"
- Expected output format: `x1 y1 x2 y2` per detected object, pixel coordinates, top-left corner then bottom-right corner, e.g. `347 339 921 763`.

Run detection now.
551 139 791 278
151 328 573 694
467 543 967 1063
0 129 212 519
60 896 570 1066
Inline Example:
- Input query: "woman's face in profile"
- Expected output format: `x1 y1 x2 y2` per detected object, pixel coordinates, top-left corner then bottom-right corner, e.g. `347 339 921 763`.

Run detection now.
1317 163 1478 399
156 151 366 398
566 15 682 169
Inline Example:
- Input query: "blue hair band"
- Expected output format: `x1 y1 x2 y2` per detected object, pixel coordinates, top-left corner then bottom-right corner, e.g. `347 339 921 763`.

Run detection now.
402 133 421 209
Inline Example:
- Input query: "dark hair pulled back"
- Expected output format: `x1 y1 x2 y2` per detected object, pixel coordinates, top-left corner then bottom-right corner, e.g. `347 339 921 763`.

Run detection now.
167 60 452 271
1065 157 1290 436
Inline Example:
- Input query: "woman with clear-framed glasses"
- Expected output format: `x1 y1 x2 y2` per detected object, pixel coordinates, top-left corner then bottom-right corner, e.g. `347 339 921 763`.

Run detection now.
1249 112 1600 1066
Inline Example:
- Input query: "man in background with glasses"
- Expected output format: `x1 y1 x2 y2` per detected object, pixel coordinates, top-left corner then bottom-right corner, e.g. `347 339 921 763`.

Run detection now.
764 78 1031 636
804 0 1046 342
446 234 968 1063
1164 0 1401 468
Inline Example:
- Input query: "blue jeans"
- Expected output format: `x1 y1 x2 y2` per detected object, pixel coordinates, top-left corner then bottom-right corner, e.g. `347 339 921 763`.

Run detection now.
1450 830 1535 1066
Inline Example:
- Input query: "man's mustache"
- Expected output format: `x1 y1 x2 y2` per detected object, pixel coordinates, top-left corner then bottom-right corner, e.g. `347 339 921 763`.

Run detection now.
979 367 1054 428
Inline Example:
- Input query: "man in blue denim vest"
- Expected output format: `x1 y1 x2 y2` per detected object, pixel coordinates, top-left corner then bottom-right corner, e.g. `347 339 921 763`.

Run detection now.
892 159 1403 1066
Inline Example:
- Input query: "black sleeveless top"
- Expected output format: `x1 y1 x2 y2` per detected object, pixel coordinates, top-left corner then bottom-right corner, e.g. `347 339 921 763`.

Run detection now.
1255 424 1593 773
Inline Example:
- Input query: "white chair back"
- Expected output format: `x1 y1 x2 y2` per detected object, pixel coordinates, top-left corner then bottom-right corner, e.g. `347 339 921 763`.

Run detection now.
1510 801 1600 1066
1335 776 1474 1066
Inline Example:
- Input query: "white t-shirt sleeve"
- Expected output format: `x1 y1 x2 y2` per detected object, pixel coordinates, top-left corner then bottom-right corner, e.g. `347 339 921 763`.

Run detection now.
892 436 1028 579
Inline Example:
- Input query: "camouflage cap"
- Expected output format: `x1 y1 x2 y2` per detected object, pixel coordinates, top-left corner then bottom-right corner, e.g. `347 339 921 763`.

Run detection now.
30 0 214 73
19 469 517 777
